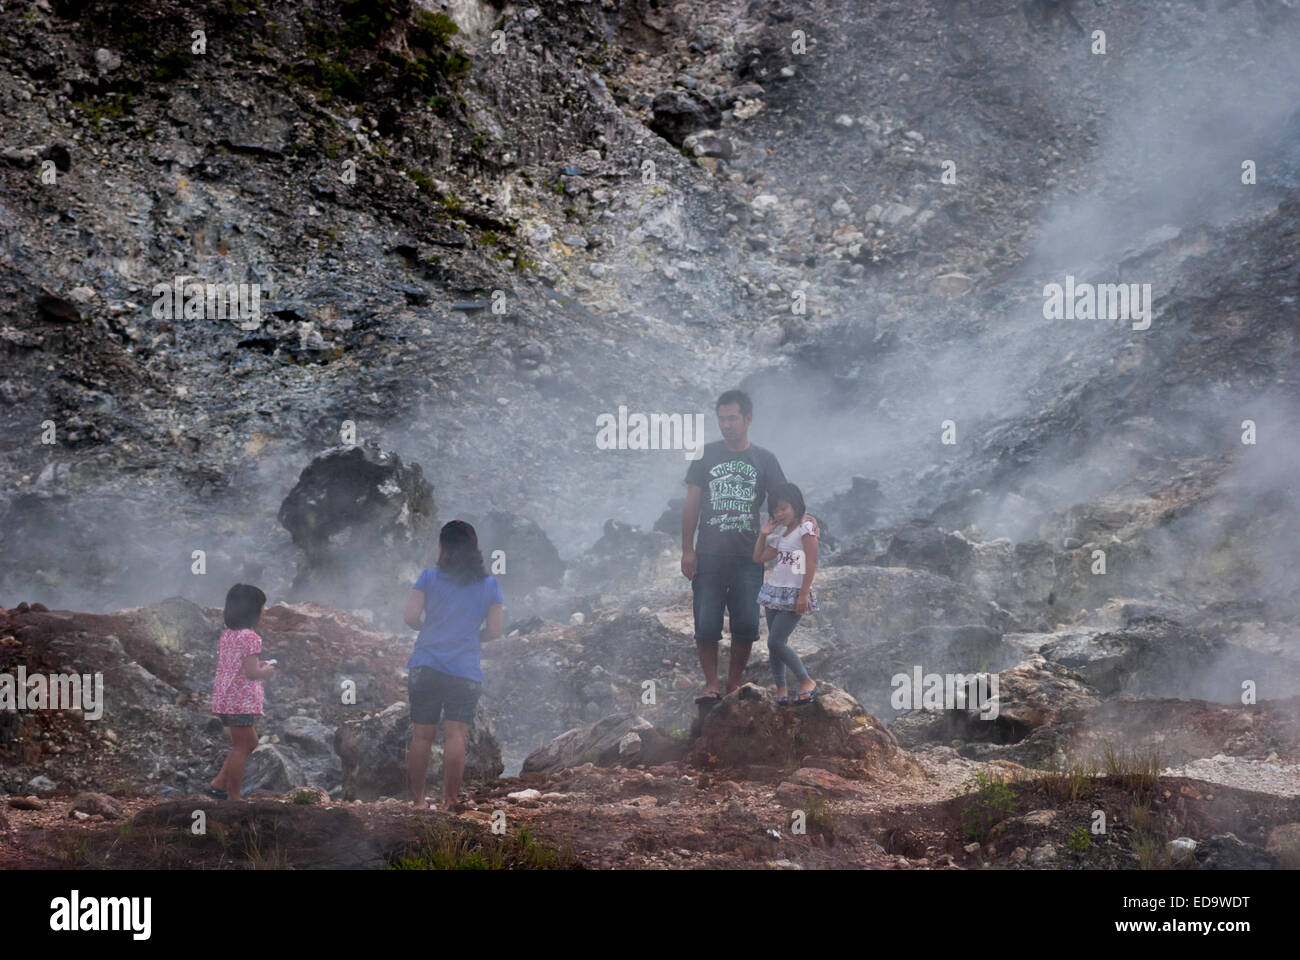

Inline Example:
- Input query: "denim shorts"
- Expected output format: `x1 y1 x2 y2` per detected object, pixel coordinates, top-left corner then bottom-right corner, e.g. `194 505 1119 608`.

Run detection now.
408 666 481 725
217 713 258 727
691 552 764 646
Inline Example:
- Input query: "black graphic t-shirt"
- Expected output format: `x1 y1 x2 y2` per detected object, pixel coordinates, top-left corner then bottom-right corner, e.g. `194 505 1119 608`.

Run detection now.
685 440 787 556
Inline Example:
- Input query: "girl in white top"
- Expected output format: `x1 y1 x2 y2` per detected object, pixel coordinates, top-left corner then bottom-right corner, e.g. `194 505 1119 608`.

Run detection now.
752 482 819 705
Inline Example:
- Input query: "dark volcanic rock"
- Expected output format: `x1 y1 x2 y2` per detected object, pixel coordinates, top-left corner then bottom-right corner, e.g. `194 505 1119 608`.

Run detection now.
334 701 503 802
461 511 564 599
819 477 885 541
278 444 436 623
565 518 673 594
879 519 974 580
649 89 722 146
653 498 685 537
1194 833 1277 870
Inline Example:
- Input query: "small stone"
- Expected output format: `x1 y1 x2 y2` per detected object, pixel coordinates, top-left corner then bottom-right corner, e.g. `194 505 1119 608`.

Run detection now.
933 272 973 296
1167 837 1197 863
879 203 916 226
26 775 56 793
0 146 40 166
8 795 43 810
1028 843 1057 865
94 48 122 74
1020 809 1057 828
71 792 123 819
507 788 541 801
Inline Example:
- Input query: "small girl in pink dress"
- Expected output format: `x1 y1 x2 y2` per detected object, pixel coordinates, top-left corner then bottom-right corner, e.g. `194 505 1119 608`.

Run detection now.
208 583 275 800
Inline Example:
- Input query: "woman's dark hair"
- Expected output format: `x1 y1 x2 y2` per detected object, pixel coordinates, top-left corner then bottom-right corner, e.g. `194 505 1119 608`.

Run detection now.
437 520 488 585
768 483 806 524
223 583 266 630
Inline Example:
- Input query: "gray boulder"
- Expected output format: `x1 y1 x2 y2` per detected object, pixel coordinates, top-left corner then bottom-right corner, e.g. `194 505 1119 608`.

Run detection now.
521 713 683 774
1040 617 1297 701
649 89 722 146
459 511 564 599
278 444 436 624
240 744 309 795
334 701 503 801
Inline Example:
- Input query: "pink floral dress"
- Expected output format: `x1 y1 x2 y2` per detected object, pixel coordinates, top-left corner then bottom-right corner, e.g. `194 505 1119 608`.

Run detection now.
211 628 264 715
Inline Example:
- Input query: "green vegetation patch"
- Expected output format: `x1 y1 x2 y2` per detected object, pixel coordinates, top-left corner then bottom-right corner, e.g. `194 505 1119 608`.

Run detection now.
390 823 580 870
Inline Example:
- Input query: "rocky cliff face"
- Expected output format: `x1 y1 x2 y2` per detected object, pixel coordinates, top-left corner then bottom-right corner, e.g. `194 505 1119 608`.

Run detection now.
3 0 1299 622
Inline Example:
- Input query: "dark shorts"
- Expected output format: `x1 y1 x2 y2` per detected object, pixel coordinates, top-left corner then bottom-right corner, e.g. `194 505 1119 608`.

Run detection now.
691 552 764 646
217 713 258 727
408 666 481 726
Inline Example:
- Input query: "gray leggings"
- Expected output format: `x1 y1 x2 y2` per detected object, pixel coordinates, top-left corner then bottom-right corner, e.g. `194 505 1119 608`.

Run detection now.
765 607 810 688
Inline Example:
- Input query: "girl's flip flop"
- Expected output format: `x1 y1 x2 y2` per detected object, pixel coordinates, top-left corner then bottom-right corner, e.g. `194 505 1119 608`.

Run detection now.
794 686 819 705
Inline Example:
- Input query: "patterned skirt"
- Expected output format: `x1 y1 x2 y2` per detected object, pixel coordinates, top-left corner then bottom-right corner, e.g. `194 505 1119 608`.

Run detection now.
758 582 818 611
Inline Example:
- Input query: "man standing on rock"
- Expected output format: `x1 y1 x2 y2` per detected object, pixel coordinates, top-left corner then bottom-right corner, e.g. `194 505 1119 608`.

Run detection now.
682 389 786 701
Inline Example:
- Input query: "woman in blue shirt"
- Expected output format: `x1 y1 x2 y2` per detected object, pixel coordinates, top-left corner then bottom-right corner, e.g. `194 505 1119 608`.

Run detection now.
402 520 503 811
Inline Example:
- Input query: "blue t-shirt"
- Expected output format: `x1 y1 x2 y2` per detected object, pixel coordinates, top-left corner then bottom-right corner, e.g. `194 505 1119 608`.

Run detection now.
408 568 503 682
